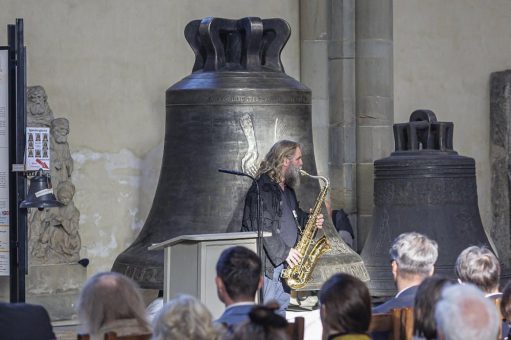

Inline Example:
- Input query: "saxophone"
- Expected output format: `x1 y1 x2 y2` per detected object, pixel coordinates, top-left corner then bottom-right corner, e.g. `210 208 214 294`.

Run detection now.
281 169 331 289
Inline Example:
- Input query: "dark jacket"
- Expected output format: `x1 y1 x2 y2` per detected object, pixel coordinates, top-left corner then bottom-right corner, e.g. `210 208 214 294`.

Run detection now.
372 285 418 313
0 302 56 340
241 174 308 277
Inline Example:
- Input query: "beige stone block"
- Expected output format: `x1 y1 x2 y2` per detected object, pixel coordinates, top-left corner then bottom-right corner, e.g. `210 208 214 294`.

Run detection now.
356 127 394 163
312 99 330 129
330 0 355 42
355 0 393 40
356 55 394 98
328 40 355 59
329 163 356 211
329 59 356 125
329 125 356 165
357 95 394 126
26 291 79 321
357 214 374 251
301 40 329 99
313 125 330 179
27 264 86 295
357 163 374 216
300 0 329 41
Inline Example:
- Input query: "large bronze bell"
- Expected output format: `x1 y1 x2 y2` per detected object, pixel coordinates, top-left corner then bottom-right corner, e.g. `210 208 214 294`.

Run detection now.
112 17 368 289
361 110 504 297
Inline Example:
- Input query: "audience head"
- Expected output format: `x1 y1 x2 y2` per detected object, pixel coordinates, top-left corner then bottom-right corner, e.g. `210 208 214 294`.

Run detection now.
76 271 149 335
389 232 438 282
152 294 222 340
500 280 511 321
225 303 288 340
318 273 371 336
455 245 500 294
215 246 262 305
435 284 499 340
413 276 454 339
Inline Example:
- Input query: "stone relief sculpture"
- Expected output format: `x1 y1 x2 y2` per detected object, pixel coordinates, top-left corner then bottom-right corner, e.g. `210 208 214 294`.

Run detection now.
239 113 259 176
26 85 80 265
50 118 73 191
27 85 54 127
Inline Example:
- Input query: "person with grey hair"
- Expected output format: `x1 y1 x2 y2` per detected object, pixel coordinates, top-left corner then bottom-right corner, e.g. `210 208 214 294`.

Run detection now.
435 284 499 340
76 271 151 340
151 294 223 340
373 232 438 313
455 245 501 299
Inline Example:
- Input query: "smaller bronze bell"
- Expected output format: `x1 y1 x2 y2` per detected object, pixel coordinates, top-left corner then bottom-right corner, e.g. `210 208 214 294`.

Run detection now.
361 110 504 297
20 171 63 210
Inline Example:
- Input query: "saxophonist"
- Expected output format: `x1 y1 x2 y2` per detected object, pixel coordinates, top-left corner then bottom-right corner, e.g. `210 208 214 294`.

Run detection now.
241 140 324 316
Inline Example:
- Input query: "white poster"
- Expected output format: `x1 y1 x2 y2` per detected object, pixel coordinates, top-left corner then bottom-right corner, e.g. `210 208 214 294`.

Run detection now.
25 127 50 171
0 48 9 276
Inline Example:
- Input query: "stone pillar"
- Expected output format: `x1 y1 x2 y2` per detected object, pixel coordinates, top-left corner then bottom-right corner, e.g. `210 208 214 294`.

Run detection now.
490 70 511 266
300 0 358 247
327 0 357 235
300 0 330 179
355 0 394 250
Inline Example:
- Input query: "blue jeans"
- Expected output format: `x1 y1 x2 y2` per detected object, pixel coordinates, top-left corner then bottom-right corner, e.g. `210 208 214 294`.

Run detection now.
263 264 290 316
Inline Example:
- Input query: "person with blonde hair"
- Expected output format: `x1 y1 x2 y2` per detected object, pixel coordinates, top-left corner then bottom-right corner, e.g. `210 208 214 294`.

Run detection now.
242 140 323 315
152 294 223 340
455 245 501 298
76 271 150 340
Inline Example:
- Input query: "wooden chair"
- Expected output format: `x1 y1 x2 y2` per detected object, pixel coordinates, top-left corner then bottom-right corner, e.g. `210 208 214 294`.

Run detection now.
495 298 505 340
286 316 305 340
77 332 152 340
103 332 152 340
369 312 395 339
369 307 414 340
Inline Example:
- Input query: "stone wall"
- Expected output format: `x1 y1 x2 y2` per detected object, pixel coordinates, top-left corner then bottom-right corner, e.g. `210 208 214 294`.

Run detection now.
0 0 300 300
393 0 511 262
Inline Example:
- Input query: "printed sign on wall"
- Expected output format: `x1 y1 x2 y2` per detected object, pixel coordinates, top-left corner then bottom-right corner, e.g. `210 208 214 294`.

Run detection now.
25 127 50 171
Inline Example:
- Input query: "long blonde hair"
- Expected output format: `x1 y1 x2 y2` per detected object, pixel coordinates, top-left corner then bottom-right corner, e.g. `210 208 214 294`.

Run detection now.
76 272 150 335
256 140 301 183
152 295 223 340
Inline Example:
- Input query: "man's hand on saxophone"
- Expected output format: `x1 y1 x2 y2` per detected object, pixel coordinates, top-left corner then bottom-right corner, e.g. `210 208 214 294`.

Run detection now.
286 248 302 268
312 210 324 229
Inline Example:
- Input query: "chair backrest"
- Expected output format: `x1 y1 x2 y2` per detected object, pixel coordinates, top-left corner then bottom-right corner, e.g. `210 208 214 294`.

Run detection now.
495 298 503 340
286 316 305 340
77 332 152 340
369 307 414 340
369 312 394 338
103 332 152 340
394 307 413 340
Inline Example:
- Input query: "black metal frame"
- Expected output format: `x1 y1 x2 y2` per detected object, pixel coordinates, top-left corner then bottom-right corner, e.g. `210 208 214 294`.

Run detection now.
7 19 27 303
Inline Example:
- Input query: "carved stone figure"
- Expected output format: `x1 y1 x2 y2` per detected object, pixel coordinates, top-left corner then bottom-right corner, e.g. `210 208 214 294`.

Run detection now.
27 86 54 127
30 181 80 263
45 181 81 262
50 118 73 191
26 86 80 265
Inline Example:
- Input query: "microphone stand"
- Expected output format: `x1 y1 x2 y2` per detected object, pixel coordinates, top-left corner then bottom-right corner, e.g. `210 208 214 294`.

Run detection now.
218 169 264 303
